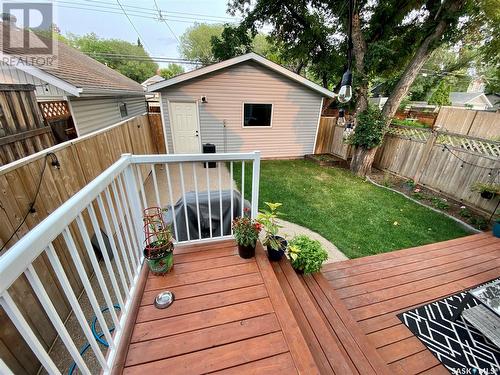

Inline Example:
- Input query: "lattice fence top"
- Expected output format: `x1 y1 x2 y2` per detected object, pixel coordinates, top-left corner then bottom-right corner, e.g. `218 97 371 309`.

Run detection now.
436 133 500 158
386 125 430 142
386 125 500 158
39 101 71 121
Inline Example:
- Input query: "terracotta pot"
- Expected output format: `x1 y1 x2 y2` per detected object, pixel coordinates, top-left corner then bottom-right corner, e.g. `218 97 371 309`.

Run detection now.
144 241 174 275
237 244 256 259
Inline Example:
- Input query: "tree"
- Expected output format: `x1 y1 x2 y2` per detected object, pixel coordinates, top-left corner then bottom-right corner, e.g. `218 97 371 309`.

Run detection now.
179 23 224 64
428 80 452 106
230 0 482 176
68 33 158 83
159 63 185 79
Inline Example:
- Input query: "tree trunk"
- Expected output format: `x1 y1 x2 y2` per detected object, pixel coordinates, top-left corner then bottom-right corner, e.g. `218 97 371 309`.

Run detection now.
350 147 378 176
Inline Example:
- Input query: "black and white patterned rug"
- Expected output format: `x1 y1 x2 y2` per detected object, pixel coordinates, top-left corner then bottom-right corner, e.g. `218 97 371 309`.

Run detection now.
398 281 500 375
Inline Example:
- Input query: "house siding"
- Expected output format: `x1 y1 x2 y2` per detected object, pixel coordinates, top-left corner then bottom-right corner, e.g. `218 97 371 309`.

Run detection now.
70 96 147 135
0 63 69 99
160 61 323 158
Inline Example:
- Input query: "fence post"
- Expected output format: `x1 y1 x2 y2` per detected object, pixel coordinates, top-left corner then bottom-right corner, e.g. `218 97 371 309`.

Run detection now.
413 130 438 185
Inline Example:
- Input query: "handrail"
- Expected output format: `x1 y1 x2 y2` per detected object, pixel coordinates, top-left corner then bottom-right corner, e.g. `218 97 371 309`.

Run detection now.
0 151 260 375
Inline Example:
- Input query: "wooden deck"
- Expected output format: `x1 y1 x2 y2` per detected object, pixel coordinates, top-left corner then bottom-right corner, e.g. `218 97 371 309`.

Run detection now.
322 232 500 375
117 240 319 374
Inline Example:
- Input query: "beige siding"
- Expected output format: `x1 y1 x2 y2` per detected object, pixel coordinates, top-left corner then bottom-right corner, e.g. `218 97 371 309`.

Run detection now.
70 96 147 135
0 63 68 99
160 61 323 158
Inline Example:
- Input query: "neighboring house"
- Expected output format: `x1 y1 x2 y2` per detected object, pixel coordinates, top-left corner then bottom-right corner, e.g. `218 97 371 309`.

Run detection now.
148 53 335 158
0 20 147 141
142 74 164 112
486 94 500 112
450 92 493 111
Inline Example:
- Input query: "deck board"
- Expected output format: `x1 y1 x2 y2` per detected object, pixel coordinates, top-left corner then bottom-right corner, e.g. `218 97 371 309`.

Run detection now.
121 240 319 374
322 232 500 374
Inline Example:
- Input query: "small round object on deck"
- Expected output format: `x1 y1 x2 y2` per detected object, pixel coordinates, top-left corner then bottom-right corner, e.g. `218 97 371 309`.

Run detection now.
154 291 175 309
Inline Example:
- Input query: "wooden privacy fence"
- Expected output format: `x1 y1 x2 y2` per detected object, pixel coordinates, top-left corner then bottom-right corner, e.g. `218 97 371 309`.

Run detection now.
0 113 159 374
435 107 500 140
375 124 500 213
315 116 352 159
0 84 56 165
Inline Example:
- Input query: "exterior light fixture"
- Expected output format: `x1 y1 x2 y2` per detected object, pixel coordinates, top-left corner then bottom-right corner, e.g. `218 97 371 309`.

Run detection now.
337 0 354 104
337 108 346 125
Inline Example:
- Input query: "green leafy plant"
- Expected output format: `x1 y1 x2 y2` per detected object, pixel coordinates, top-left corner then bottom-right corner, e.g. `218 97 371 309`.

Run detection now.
382 172 393 187
232 209 262 247
346 105 387 149
459 206 472 219
257 202 283 250
431 197 450 210
287 235 328 274
391 118 429 128
471 182 500 195
405 179 416 189
470 216 488 230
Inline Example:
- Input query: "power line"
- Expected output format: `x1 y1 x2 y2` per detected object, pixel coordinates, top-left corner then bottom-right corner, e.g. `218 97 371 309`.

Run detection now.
87 52 202 65
115 0 152 52
153 0 181 44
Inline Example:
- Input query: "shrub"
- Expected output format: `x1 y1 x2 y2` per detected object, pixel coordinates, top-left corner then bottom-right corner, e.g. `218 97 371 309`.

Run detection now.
287 235 328 274
470 216 488 230
431 197 450 210
459 206 472 219
347 105 387 149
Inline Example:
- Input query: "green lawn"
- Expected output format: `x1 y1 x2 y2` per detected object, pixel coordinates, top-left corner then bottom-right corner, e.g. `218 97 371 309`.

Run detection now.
233 159 471 259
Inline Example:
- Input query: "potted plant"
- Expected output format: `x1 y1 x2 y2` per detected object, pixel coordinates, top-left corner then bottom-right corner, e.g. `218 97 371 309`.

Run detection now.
232 208 262 258
143 207 174 275
471 182 500 200
287 235 328 274
257 202 287 261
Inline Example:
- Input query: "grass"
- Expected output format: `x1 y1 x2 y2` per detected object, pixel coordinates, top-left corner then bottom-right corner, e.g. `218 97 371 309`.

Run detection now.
233 159 471 259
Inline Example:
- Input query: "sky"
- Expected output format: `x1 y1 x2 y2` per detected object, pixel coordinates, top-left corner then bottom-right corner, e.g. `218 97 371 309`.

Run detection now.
7 0 240 66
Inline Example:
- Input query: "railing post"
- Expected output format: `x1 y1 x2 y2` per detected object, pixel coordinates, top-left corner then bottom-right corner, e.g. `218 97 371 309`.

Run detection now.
251 151 261 219
123 162 146 261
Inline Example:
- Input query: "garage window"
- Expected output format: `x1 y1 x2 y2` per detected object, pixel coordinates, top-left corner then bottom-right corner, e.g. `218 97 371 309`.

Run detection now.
243 103 273 127
119 102 128 118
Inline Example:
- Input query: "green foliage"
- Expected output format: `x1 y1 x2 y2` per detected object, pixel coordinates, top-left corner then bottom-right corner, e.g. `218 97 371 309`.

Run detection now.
67 33 157 83
231 213 261 247
431 197 450 210
179 23 224 64
288 235 328 274
158 64 185 79
470 215 488 230
391 119 429 128
256 202 283 250
211 25 253 61
428 80 452 106
405 179 416 189
459 207 473 218
233 160 470 259
471 182 500 195
347 106 387 149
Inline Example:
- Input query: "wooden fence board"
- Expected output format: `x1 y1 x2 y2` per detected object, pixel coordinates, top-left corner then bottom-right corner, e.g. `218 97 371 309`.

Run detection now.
0 114 159 373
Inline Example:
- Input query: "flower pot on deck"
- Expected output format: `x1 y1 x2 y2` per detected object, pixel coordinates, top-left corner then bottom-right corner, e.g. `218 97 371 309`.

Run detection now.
237 244 256 259
480 191 495 200
494 221 500 238
267 236 287 262
144 241 174 275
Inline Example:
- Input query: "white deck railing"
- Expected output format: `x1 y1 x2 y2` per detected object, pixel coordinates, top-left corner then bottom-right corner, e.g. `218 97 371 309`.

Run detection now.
0 152 260 375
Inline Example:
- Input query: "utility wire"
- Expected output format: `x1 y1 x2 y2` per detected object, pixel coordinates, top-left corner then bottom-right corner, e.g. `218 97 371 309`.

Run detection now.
115 0 152 53
153 0 181 44
441 144 500 170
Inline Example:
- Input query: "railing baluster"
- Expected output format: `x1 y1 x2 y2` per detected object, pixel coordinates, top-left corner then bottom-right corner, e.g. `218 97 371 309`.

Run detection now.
164 163 179 241
218 162 223 237
123 166 146 258
116 175 140 268
104 187 133 284
179 163 191 241
230 161 234 234
88 204 125 309
206 164 213 238
251 152 261 219
0 291 62 374
46 244 108 369
76 214 120 329
62 228 114 348
151 164 161 208
110 182 137 278
24 264 91 375
192 162 202 240
0 358 14 375
135 164 148 209
241 161 245 217
96 194 129 296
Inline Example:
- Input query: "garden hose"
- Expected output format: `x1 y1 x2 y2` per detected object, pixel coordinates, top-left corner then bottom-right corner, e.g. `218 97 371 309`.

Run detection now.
67 304 121 375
